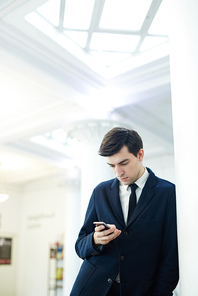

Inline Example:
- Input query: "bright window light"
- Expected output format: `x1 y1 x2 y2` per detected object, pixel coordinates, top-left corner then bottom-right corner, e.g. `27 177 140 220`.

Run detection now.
100 0 152 31
31 135 67 154
148 0 169 35
51 129 67 144
140 36 168 52
37 0 60 27
90 33 140 52
64 0 95 30
90 51 131 66
64 31 88 48
31 135 81 163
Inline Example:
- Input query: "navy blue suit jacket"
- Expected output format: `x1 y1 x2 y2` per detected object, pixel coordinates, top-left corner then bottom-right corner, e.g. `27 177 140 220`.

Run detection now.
70 168 179 296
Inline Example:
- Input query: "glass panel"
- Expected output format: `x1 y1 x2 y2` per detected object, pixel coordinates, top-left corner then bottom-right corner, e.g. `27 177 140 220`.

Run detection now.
64 0 95 30
90 33 140 52
64 31 88 48
148 0 169 35
37 0 61 27
90 51 131 66
140 36 168 52
100 0 153 31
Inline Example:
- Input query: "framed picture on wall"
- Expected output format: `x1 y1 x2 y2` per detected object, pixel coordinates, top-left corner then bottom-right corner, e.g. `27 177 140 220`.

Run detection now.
0 237 12 264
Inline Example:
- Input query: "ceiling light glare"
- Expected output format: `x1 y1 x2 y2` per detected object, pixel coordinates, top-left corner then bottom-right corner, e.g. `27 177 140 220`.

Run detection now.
0 193 9 203
51 129 67 143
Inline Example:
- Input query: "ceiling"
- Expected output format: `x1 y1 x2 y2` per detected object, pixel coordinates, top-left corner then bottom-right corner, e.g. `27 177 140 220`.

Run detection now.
0 0 173 187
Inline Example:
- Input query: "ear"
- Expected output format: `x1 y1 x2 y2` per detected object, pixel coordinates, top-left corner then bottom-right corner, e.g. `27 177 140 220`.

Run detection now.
137 149 144 162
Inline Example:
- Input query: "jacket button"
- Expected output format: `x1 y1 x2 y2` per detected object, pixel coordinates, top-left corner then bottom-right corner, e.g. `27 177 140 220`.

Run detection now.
107 278 113 284
124 231 128 236
120 255 125 261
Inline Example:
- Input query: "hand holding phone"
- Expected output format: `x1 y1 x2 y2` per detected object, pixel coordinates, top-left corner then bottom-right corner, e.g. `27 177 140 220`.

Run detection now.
93 222 110 230
93 222 121 246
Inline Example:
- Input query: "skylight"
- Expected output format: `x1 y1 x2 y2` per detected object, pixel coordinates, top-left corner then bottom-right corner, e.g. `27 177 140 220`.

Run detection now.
37 0 60 27
25 0 170 78
63 0 95 30
90 51 132 66
90 33 140 52
64 31 88 48
148 0 169 35
100 0 153 31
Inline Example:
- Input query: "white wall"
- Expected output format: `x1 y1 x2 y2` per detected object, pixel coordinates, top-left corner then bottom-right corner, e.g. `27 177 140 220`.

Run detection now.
16 176 67 296
144 153 176 183
0 172 81 296
0 186 23 296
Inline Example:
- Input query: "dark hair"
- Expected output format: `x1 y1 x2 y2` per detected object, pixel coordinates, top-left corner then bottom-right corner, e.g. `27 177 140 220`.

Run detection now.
99 127 143 157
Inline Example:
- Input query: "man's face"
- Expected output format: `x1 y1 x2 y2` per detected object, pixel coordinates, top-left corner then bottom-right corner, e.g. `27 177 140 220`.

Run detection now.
106 145 144 185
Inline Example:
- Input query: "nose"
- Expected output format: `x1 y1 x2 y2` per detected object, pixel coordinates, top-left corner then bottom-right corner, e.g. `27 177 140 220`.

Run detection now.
115 165 124 178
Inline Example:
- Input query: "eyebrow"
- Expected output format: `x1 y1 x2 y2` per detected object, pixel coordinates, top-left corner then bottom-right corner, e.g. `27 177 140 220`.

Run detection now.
107 158 129 166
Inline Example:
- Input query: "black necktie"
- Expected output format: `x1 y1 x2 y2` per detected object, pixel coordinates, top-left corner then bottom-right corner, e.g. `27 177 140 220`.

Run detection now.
127 183 138 223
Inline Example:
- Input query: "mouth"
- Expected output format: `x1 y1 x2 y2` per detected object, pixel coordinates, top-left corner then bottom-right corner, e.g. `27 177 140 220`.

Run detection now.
120 177 128 182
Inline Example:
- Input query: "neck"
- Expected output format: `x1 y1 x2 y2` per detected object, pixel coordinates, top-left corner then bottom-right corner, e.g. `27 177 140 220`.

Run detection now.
136 166 145 182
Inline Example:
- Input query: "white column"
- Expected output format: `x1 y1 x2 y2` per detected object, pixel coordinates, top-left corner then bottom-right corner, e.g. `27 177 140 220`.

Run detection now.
63 179 81 296
65 119 129 222
169 0 198 295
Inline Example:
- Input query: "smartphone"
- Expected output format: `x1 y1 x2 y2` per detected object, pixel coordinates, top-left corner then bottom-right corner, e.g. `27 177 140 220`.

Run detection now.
93 222 110 230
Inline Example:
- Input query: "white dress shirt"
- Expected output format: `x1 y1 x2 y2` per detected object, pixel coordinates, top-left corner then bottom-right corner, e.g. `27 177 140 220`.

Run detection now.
119 168 150 225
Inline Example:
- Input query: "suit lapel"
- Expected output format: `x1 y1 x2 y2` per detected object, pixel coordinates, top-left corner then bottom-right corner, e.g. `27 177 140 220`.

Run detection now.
127 168 157 226
108 178 125 227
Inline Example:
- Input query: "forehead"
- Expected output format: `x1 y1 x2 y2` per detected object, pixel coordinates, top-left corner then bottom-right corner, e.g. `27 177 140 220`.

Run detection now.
106 146 135 164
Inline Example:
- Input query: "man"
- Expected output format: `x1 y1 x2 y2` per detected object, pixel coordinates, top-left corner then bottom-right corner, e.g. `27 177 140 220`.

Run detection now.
70 127 179 296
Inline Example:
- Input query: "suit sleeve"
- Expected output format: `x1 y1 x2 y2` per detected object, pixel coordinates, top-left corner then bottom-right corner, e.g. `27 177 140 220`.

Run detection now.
151 191 179 296
75 189 105 259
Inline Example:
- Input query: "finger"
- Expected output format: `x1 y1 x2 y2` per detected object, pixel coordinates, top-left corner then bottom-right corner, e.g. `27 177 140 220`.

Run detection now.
99 227 114 236
94 229 121 245
100 229 121 243
94 225 105 232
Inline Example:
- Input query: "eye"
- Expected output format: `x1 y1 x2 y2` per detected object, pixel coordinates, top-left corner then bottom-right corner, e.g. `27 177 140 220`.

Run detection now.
122 162 128 165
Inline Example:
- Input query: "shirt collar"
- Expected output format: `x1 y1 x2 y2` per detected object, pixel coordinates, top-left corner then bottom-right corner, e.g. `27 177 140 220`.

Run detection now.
120 167 149 191
135 167 149 190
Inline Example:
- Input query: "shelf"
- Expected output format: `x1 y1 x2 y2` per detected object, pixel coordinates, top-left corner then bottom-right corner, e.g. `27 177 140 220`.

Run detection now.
48 243 64 296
